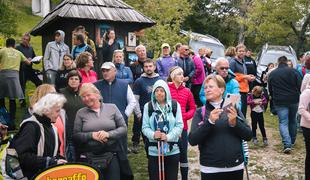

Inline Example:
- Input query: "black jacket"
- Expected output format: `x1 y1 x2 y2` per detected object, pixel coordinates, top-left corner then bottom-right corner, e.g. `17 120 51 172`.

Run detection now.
55 68 76 91
268 64 302 105
188 101 252 168
10 114 59 179
59 87 85 141
130 60 144 81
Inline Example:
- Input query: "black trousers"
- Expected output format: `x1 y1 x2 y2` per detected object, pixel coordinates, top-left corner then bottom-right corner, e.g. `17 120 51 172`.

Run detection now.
251 111 267 138
201 169 244 180
132 113 142 145
19 68 42 95
302 127 310 180
148 154 179 180
240 92 248 118
178 130 188 180
191 84 203 107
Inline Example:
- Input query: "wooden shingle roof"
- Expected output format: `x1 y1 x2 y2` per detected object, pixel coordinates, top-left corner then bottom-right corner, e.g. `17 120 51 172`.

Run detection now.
31 0 155 35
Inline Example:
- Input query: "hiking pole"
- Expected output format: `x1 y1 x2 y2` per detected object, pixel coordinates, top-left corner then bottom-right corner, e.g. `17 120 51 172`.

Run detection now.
158 140 162 180
161 141 165 180
245 165 250 180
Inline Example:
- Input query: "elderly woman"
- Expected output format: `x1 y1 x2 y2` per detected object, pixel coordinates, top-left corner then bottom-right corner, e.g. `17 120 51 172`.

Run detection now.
55 54 76 91
189 75 252 180
298 74 310 180
76 52 97 85
112 50 133 84
73 83 127 180
142 80 183 180
6 93 67 179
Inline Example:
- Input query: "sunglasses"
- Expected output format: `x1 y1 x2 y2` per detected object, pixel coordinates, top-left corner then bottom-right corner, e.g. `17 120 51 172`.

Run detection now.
219 67 229 70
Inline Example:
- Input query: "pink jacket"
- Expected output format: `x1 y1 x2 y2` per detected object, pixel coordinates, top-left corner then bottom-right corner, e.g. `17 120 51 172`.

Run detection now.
191 55 205 85
78 68 98 85
168 82 196 130
298 88 310 129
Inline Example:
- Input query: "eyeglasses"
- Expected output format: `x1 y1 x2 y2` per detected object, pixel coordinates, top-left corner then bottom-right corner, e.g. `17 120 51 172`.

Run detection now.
219 67 229 70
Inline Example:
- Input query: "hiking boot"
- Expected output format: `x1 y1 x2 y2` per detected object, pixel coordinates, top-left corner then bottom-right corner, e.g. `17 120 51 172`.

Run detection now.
283 147 292 154
131 144 139 154
263 138 268 146
253 138 258 145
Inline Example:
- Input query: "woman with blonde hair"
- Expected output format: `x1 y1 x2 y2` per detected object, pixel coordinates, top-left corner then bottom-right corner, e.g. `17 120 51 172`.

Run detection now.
112 50 133 84
73 83 127 180
225 46 236 62
189 75 252 180
55 54 76 91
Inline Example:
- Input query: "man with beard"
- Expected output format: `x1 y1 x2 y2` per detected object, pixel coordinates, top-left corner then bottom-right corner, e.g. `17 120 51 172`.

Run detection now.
131 59 162 154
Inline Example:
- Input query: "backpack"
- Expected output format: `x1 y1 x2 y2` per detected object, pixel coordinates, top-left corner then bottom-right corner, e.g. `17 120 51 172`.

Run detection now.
0 107 10 126
145 100 179 152
1 116 58 180
148 99 178 118
199 105 249 165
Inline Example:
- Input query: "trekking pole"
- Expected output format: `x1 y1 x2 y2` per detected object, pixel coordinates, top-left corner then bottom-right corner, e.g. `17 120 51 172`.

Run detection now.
245 165 250 180
158 140 162 180
161 141 165 180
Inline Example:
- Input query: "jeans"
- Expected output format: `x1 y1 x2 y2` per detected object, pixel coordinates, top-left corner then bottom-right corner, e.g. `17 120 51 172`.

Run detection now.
274 103 298 148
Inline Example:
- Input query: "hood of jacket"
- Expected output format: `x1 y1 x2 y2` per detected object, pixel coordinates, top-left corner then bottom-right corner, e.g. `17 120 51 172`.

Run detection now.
141 72 160 78
151 79 172 110
56 30 65 44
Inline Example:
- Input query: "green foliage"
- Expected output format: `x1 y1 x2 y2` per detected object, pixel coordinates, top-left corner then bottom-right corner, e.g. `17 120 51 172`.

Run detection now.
0 0 18 37
246 0 310 53
124 0 192 56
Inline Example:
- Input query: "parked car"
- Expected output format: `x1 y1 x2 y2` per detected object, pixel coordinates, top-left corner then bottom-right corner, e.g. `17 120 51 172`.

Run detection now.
180 30 225 66
256 43 298 84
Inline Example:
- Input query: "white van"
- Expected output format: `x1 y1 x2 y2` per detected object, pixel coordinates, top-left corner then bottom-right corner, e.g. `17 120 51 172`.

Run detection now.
180 30 225 64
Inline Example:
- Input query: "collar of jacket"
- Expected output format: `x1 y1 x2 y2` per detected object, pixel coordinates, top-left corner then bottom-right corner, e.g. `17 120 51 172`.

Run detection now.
168 82 185 90
141 73 159 78
205 98 225 110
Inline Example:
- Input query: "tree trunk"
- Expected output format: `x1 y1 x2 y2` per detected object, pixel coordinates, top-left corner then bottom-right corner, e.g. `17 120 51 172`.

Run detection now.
238 24 245 44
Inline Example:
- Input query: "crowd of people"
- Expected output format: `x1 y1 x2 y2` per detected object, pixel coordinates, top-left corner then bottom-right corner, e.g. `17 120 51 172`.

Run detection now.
0 26 310 180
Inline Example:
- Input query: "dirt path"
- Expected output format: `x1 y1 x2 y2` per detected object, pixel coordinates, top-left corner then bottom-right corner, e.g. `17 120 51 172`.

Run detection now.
186 126 306 180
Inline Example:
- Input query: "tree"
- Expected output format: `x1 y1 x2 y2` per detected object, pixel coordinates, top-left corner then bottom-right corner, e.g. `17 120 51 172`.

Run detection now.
246 0 310 55
124 0 192 56
183 0 256 48
0 0 18 37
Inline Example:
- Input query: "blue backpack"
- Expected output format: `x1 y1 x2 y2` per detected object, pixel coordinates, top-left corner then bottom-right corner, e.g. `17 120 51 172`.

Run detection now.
0 107 10 126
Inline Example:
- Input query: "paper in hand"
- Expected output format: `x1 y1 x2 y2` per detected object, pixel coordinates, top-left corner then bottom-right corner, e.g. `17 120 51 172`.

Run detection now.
31 56 43 62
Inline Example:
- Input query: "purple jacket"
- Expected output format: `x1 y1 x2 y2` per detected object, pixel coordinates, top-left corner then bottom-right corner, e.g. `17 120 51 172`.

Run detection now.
156 56 177 80
247 93 267 109
192 55 205 85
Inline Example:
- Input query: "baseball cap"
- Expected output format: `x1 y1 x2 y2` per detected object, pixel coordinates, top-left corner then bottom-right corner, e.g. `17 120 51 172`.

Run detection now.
161 43 170 49
101 62 115 69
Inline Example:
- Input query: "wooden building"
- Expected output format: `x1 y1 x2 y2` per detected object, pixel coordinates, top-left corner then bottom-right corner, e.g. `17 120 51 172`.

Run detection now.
30 0 155 69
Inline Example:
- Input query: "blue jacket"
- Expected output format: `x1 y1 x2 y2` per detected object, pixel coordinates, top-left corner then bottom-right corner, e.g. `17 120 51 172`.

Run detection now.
115 63 134 84
142 80 183 156
199 70 240 105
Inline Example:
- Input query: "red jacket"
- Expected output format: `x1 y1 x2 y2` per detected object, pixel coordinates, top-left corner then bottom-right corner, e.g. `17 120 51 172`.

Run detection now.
168 82 196 130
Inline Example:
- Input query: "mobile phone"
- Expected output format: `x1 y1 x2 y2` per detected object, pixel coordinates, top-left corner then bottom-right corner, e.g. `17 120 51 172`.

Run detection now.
222 94 240 111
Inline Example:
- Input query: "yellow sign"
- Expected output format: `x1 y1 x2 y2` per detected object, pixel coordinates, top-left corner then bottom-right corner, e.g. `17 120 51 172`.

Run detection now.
34 164 100 180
